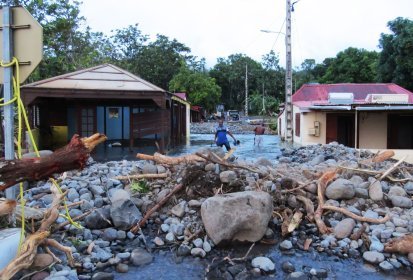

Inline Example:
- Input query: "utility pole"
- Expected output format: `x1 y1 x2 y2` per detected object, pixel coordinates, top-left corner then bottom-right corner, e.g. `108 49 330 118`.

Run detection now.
285 0 293 142
262 82 265 113
2 6 17 199
245 64 248 117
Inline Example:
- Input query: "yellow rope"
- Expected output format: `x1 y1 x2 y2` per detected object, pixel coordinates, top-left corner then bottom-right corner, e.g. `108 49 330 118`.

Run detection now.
0 58 81 251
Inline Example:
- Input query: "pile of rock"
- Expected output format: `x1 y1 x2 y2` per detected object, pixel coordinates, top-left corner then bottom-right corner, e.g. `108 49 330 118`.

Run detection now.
15 142 413 279
190 122 275 135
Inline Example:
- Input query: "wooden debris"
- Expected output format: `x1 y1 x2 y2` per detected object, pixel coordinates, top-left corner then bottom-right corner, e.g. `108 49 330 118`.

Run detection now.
281 209 293 236
372 150 395 163
322 205 390 224
314 170 336 235
115 173 168 181
0 133 107 191
303 238 312 251
0 185 74 280
195 152 262 174
137 152 205 165
287 211 303 233
384 234 413 255
377 156 407 181
0 199 16 217
350 224 367 240
296 195 315 222
131 184 184 233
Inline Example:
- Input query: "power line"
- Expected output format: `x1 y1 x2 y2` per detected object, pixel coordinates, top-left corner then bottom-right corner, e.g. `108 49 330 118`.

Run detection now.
270 17 286 52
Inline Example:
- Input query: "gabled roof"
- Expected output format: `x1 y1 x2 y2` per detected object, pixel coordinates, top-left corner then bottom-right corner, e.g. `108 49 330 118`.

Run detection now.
22 64 165 92
293 83 413 108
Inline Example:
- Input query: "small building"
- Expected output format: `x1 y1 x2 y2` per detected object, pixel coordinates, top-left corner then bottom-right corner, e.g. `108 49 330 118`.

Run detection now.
278 83 413 161
21 64 189 152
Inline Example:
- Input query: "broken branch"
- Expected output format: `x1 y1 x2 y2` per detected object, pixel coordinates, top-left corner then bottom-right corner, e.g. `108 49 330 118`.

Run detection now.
114 173 168 180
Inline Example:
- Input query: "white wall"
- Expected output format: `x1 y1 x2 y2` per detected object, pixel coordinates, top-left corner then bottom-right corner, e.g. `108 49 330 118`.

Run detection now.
300 111 327 145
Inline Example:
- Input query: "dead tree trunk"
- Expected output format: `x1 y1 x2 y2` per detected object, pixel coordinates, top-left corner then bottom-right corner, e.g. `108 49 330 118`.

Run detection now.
0 133 107 191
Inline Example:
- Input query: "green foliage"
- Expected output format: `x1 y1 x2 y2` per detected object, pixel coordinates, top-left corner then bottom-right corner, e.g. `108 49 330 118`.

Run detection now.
268 118 277 131
169 65 221 112
248 93 279 116
130 180 149 193
378 17 413 90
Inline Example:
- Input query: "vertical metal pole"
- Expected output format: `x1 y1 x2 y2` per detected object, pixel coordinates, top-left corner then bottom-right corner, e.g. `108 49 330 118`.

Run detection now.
245 64 248 117
285 0 293 142
354 110 358 149
3 6 17 198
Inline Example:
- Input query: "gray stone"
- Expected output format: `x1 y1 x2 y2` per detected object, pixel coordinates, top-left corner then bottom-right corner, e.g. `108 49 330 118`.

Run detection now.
130 248 153 266
281 261 295 273
193 238 203 248
379 261 394 271
251 257 275 272
90 185 105 196
177 244 191 256
355 188 369 198
161 224 170 233
157 165 166 174
80 192 93 202
170 203 185 218
142 163 158 174
389 258 402 269
325 179 355 200
286 271 307 280
363 210 379 220
369 235 384 252
203 241 212 253
201 191 273 245
350 175 364 185
85 207 111 229
116 252 131 260
93 247 112 262
153 237 164 246
404 182 413 195
165 232 175 243
334 218 356 239
102 228 117 241
363 251 385 264
388 186 407 198
116 263 129 273
191 248 206 258
219 170 237 183
67 188 80 202
91 272 114 280
309 155 325 165
116 230 126 240
391 196 412 208
381 229 394 239
392 217 408 227
109 189 130 204
205 163 216 172
156 189 171 203
110 199 142 230
369 180 383 201
188 200 202 208
280 240 293 250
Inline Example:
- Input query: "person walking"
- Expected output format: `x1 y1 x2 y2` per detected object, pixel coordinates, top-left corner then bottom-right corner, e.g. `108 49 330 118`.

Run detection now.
215 118 237 151
254 123 265 147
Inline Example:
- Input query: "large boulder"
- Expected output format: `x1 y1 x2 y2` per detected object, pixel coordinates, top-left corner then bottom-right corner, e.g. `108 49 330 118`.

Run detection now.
201 191 273 245
325 179 355 200
110 199 142 230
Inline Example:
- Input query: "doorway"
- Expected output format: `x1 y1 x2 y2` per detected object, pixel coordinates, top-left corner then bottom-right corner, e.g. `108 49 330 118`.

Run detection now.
106 107 123 140
326 113 355 147
388 114 413 149
78 107 96 137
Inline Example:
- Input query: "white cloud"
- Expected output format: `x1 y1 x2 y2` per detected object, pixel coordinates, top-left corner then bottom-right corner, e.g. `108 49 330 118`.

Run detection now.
80 0 413 68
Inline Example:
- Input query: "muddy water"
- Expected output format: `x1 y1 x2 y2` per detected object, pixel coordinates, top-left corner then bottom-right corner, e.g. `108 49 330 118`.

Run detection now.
117 134 412 280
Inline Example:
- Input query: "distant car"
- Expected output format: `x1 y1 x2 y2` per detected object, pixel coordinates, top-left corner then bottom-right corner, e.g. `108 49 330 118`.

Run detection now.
227 110 240 121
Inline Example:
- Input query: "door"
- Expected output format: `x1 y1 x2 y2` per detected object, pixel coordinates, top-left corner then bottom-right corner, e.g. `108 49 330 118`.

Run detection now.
78 107 96 137
106 107 123 140
326 113 355 147
388 114 413 149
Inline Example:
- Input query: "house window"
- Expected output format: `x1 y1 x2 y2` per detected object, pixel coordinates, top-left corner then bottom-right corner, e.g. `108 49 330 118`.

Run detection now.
295 113 300 137
80 107 95 137
108 108 119 119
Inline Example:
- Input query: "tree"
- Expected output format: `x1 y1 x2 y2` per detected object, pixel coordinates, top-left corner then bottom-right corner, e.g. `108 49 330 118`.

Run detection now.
169 65 221 112
260 51 285 100
210 54 263 110
320 47 378 83
378 17 413 90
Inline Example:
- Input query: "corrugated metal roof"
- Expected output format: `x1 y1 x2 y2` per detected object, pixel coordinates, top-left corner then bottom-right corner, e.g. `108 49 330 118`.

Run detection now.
292 83 413 108
22 64 165 92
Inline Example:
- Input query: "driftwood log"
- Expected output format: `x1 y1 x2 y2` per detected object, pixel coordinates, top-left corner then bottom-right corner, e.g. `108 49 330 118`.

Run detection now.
137 152 205 165
0 133 107 191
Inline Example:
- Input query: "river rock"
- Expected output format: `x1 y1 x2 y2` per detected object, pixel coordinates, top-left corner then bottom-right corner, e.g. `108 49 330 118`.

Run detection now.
90 185 105 196
388 186 407 198
102 228 117 241
177 244 191 256
109 189 130 204
404 182 413 195
379 261 393 271
116 263 129 273
85 207 111 229
156 189 171 203
369 235 384 252
131 248 153 266
390 196 412 208
219 171 237 183
281 261 296 273
91 272 114 280
334 218 356 239
201 191 273 245
154 237 164 246
142 163 158 174
286 271 307 280
193 238 203 248
205 163 215 172
110 199 142 230
369 180 383 201
188 200 202 208
251 257 275 272
31 271 50 280
325 179 355 200
363 251 385 264
170 202 186 218
280 240 293 250
32 253 54 268
408 253 413 264
191 248 206 258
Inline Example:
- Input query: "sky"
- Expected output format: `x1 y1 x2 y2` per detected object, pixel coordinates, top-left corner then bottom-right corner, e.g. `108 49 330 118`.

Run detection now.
80 0 413 69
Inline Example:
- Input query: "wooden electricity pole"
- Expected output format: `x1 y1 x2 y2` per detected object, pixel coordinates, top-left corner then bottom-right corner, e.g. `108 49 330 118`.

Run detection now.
245 64 248 117
285 0 293 142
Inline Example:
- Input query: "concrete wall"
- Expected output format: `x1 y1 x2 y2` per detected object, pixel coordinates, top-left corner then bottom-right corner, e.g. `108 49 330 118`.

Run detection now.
358 112 387 149
300 110 327 145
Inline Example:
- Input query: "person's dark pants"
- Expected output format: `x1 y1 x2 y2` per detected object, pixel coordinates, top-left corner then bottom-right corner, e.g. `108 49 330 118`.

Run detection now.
217 142 231 151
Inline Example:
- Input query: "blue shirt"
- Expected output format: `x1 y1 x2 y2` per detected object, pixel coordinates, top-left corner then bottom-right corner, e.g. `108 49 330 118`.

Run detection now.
215 125 229 145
